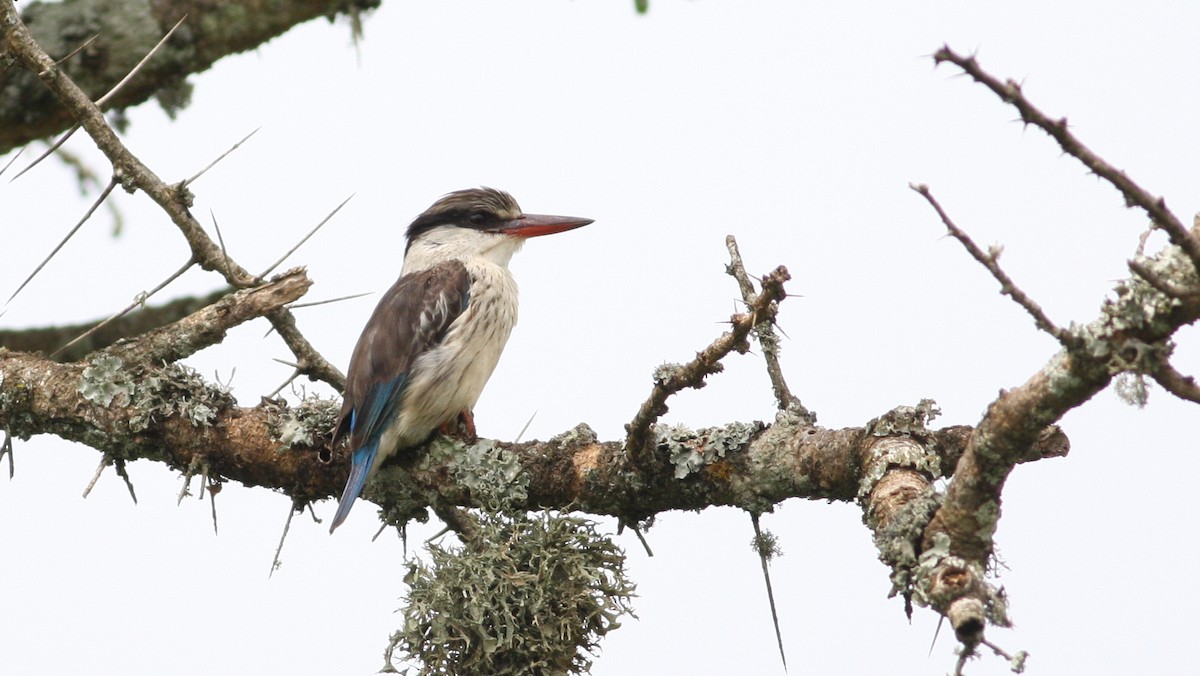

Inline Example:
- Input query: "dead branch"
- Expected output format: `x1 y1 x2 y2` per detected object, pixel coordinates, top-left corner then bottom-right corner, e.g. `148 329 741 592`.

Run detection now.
933 45 1200 272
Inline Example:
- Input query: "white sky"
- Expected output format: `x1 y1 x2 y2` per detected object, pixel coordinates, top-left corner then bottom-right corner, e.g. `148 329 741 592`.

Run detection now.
2 1 1199 674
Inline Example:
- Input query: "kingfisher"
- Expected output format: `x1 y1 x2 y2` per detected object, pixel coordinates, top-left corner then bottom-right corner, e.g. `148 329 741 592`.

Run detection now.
328 188 593 533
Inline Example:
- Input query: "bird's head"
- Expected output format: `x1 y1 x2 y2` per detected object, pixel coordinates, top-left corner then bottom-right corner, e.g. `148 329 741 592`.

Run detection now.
402 188 593 271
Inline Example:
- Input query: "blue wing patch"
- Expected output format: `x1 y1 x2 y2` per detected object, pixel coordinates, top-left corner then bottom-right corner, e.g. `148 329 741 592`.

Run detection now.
329 260 472 533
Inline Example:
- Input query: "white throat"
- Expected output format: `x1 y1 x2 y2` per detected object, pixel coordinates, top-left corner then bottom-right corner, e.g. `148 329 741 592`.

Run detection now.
401 225 526 275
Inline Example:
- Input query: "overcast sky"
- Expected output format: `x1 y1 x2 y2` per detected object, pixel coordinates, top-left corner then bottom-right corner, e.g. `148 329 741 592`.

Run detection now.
2 1 1198 674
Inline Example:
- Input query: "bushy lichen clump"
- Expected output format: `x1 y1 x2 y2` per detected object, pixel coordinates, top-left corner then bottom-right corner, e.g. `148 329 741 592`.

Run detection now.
390 511 636 676
270 395 341 448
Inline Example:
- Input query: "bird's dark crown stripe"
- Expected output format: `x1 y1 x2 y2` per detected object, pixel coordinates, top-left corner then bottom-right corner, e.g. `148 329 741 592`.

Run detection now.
405 187 522 247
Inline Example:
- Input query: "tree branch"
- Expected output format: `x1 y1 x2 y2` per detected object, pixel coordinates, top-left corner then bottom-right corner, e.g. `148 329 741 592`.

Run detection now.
1 2 346 390
0 287 229 360
624 265 791 463
933 45 1200 272
0 0 380 154
911 48 1200 651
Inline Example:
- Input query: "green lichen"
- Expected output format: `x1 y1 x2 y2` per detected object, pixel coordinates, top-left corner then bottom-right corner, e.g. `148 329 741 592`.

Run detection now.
388 510 635 676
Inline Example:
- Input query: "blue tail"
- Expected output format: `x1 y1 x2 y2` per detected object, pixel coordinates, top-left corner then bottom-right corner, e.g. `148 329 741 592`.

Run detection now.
329 441 379 533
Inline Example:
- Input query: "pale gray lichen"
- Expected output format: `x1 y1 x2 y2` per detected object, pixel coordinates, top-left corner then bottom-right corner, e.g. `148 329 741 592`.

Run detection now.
79 355 135 406
1114 372 1150 408
269 396 341 448
858 435 943 501
750 527 782 561
865 398 941 438
911 531 1012 628
871 484 940 598
128 363 232 430
657 420 763 479
651 362 684 385
450 440 529 509
550 422 599 446
79 356 233 430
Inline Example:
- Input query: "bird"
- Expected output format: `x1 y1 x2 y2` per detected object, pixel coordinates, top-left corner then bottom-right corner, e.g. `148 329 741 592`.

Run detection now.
328 187 593 533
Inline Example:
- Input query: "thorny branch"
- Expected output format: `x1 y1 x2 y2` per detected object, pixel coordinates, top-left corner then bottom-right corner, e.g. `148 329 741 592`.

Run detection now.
623 264 791 463
911 183 1078 348
724 235 810 416
0 2 345 389
3 6 1199 672
907 47 1200 665
933 45 1200 272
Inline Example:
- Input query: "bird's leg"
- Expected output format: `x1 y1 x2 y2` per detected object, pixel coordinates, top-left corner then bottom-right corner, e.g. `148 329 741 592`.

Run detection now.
438 409 478 444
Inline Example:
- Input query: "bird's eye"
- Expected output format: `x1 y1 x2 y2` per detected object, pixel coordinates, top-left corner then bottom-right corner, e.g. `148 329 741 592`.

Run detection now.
467 211 489 226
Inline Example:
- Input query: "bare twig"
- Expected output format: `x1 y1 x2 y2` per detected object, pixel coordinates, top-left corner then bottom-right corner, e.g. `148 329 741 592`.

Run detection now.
51 256 197 359
750 512 787 671
513 411 537 443
178 455 202 506
725 235 806 414
267 368 302 399
42 33 99 72
82 455 108 498
1151 363 1200 404
629 522 654 557
10 125 80 182
183 126 261 187
207 477 221 535
93 14 188 108
0 146 24 179
0 5 345 390
210 210 234 281
1129 258 1200 298
432 502 481 547
258 194 354 279
7 177 118 304
624 264 790 462
269 501 296 578
933 46 1200 271
0 431 13 479
911 183 1078 348
114 458 137 504
287 292 373 310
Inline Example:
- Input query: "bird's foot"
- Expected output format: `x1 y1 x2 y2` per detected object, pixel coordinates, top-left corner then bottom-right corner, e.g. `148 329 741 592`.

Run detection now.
439 409 478 444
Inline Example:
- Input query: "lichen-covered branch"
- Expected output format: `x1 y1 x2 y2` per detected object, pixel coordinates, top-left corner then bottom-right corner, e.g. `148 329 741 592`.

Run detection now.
0 343 1068 524
0 2 346 390
0 0 381 154
910 46 1200 655
624 265 791 463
